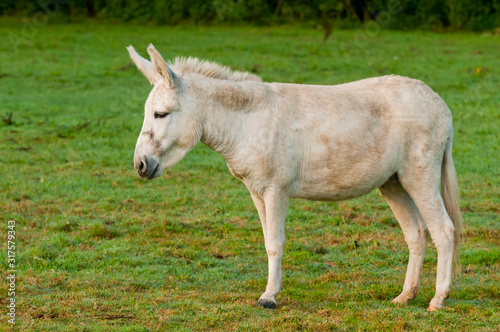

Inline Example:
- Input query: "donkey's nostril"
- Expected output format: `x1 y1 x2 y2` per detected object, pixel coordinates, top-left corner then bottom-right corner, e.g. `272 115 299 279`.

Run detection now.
140 159 147 173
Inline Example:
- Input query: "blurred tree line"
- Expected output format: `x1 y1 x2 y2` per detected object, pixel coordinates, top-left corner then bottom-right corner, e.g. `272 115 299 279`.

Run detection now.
1 0 499 31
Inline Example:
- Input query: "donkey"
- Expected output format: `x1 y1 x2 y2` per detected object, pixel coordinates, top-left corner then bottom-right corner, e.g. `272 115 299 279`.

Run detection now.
127 44 462 311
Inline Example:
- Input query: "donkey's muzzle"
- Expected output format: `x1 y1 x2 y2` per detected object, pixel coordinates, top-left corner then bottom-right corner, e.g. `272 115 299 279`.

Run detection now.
135 156 161 179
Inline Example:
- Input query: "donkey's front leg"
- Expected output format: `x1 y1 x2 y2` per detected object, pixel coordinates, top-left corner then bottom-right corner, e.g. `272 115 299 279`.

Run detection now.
257 187 289 309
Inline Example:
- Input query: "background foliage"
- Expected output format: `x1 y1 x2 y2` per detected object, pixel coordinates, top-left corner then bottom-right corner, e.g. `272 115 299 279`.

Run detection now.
1 0 500 31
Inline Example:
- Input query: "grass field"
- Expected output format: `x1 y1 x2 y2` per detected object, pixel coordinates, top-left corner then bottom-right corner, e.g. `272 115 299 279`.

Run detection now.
0 18 499 331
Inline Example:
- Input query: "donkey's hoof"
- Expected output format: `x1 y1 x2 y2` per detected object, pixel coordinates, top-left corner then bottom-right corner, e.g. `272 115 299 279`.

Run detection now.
257 299 276 309
392 298 408 305
427 296 446 311
426 304 442 311
392 292 414 305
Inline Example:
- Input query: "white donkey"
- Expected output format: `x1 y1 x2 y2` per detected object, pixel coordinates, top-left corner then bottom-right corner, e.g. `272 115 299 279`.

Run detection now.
127 44 462 311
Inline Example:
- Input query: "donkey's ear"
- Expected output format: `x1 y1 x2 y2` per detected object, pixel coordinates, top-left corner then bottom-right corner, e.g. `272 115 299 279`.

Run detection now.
147 44 181 89
127 45 161 85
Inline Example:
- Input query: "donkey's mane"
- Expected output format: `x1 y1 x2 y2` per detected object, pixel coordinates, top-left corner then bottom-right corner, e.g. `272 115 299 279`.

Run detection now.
168 57 262 83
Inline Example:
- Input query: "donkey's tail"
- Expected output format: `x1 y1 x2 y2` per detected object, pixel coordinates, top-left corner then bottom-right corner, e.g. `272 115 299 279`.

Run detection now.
441 130 463 270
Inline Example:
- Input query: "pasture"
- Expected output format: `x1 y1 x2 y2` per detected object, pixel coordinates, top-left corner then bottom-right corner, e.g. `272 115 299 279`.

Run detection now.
0 19 499 331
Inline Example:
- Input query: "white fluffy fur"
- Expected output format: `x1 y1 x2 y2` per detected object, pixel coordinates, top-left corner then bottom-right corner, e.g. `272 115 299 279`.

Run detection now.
128 45 462 311
168 56 262 83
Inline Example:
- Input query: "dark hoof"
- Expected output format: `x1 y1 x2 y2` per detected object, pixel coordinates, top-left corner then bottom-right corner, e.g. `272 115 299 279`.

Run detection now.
257 299 276 309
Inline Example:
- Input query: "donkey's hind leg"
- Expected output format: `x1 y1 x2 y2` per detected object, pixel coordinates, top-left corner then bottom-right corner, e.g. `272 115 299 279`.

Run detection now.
399 170 456 311
379 176 429 304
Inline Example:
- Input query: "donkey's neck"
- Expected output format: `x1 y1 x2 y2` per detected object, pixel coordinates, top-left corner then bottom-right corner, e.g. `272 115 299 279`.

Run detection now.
201 106 244 158
188 76 274 160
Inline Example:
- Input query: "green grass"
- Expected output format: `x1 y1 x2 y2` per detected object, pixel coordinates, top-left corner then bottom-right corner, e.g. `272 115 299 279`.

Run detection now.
0 18 499 331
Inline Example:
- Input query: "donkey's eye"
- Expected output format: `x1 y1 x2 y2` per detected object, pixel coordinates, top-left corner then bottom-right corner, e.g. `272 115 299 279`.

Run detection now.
154 112 169 119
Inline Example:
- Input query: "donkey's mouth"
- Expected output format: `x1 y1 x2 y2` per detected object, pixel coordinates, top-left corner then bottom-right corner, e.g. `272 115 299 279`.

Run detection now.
147 164 162 179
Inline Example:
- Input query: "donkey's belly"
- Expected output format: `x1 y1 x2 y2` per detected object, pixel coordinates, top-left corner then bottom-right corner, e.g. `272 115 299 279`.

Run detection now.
291 159 396 201
292 177 386 201
288 116 400 201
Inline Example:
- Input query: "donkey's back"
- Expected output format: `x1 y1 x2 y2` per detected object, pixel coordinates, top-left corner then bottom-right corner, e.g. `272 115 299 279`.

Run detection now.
251 75 453 202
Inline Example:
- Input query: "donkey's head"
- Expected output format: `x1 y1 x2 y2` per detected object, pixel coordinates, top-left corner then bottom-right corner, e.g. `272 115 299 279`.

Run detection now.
127 45 201 179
